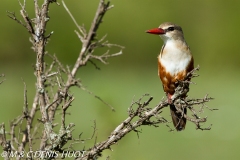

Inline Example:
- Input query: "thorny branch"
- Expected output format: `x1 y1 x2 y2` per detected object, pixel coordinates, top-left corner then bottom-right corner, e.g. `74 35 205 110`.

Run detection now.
1 0 215 160
171 66 215 130
4 0 123 159
79 66 214 160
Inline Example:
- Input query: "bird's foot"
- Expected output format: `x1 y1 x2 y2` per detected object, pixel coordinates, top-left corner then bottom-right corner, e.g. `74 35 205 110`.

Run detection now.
167 94 173 104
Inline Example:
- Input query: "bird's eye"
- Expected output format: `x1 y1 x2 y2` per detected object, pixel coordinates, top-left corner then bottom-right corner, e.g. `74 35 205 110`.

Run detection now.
168 27 175 31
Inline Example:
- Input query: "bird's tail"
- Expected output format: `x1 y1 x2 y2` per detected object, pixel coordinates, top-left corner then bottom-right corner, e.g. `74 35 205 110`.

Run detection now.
170 104 187 131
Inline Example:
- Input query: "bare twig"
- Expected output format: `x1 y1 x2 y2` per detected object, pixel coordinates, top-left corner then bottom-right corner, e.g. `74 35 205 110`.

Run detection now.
62 1 86 39
80 85 115 111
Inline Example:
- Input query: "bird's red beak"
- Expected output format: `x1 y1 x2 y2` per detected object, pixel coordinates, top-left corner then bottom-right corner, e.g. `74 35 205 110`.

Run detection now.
146 28 165 35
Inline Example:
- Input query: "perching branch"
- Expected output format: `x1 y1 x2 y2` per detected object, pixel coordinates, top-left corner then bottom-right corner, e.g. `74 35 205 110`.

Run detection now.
171 65 215 130
78 66 214 159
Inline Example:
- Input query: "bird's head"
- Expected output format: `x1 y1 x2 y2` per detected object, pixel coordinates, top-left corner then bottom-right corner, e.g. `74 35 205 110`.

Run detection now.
146 22 184 43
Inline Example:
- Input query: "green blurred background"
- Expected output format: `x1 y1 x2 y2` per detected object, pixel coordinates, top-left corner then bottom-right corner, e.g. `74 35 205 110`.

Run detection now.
1 0 240 159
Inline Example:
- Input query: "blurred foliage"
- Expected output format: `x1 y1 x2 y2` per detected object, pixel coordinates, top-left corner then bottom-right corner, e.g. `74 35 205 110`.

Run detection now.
0 0 240 159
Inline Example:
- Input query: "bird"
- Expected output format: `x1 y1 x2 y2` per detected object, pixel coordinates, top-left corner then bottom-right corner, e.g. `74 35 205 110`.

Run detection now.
146 22 194 131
